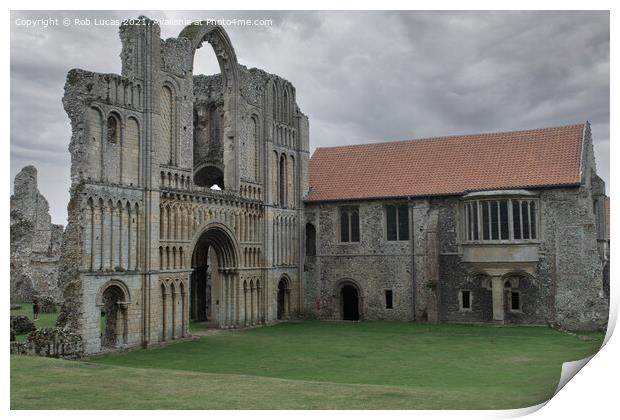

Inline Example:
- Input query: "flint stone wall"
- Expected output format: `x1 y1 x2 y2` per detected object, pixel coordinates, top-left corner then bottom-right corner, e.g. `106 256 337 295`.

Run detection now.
10 328 84 359
304 185 609 331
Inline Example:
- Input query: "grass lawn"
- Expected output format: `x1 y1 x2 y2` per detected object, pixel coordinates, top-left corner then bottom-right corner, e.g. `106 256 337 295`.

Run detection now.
11 321 603 409
10 303 59 342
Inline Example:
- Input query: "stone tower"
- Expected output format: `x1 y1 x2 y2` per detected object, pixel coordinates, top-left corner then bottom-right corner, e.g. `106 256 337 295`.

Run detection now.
10 165 64 303
58 17 309 354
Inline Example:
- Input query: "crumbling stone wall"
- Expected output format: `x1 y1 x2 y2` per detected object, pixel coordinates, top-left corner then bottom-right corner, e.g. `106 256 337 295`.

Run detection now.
10 166 64 304
55 16 309 355
10 328 83 359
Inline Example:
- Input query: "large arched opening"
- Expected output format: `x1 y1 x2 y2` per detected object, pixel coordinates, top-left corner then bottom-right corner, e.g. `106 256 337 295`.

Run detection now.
190 223 240 328
179 24 240 192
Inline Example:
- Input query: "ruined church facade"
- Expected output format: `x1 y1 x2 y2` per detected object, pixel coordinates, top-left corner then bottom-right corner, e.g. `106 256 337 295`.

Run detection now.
60 18 308 354
56 18 608 356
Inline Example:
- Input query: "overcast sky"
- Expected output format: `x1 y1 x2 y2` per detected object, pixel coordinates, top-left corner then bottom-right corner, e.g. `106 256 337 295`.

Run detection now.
10 10 610 225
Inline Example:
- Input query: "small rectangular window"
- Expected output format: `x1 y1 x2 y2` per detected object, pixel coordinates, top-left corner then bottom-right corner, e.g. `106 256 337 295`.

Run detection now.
386 204 409 241
385 290 393 309
500 201 509 239
522 201 530 239
386 205 397 241
461 290 471 310
490 201 499 240
482 203 490 240
340 207 360 243
529 201 536 239
466 202 480 241
350 209 360 242
513 201 522 239
398 205 409 240
340 208 350 242
511 291 520 311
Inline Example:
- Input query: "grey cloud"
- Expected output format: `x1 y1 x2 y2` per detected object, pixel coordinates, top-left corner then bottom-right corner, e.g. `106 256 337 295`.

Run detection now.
10 10 609 225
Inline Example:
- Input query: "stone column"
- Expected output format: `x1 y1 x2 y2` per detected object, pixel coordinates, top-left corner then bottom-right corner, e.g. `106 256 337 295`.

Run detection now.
83 203 93 271
171 288 177 340
228 273 234 328
94 203 102 270
258 283 264 324
232 272 239 327
243 281 249 327
124 205 130 270
119 204 127 269
275 218 279 266
286 287 291 319
255 284 260 324
181 290 187 337
102 203 111 270
218 272 225 328
491 276 505 322
131 204 139 270
222 272 229 328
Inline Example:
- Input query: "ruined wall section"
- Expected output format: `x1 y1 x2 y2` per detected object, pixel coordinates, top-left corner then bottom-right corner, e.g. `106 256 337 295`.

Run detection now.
10 166 64 303
543 125 608 330
59 36 151 349
159 36 194 171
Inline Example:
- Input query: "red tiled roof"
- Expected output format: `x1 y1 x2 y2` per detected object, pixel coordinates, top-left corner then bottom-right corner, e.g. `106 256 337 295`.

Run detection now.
307 123 585 202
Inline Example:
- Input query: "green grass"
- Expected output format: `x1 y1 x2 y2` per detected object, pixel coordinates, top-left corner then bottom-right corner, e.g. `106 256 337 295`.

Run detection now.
11 321 604 409
189 320 211 334
10 303 59 342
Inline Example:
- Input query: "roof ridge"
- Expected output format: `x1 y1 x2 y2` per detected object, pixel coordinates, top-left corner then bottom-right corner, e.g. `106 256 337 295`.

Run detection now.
313 122 586 153
308 122 586 202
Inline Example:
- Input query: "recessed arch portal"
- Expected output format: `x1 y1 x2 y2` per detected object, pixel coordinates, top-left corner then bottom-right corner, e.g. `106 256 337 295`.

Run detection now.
277 275 291 320
189 223 240 328
97 280 130 349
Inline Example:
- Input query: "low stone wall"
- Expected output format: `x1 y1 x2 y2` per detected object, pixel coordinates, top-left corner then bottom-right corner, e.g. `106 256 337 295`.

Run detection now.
10 315 36 334
10 328 84 359
38 296 57 313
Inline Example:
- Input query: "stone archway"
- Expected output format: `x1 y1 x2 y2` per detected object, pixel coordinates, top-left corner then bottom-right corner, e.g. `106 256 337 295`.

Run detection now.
189 223 240 328
98 280 130 349
335 280 362 321
179 23 240 192
277 276 291 320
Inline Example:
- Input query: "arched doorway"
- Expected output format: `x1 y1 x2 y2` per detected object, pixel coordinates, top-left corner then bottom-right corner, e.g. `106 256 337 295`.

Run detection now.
190 223 240 328
277 277 290 320
99 282 129 348
341 285 360 321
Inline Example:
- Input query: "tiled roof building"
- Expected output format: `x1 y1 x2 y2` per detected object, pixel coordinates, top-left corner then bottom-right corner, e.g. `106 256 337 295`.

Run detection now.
304 122 609 328
308 124 585 201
